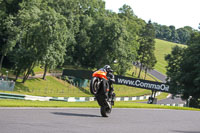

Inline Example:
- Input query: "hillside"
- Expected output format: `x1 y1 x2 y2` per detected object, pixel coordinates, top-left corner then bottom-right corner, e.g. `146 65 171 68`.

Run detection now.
154 39 186 75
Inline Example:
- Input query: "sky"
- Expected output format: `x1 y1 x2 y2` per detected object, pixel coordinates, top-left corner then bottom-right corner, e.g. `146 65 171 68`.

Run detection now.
104 0 200 30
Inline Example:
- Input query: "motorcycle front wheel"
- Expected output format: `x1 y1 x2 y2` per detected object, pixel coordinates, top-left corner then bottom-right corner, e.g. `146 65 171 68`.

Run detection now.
100 105 112 117
90 77 99 95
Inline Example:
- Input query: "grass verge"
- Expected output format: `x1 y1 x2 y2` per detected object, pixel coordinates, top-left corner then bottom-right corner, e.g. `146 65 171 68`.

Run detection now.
0 99 199 111
154 39 186 75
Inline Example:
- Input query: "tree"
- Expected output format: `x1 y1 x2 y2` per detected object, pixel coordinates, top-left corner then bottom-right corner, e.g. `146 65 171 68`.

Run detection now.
0 0 22 71
0 15 19 71
65 15 94 68
153 22 162 39
89 14 130 72
165 46 185 94
165 32 200 108
117 4 145 75
169 25 179 42
177 28 191 44
119 4 136 18
161 25 171 40
50 0 107 69
11 0 44 82
38 8 69 80
137 20 157 78
143 52 157 79
11 0 69 82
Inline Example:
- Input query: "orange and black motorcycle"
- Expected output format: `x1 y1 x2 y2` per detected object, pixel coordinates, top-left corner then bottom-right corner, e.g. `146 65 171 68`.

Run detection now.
90 69 115 117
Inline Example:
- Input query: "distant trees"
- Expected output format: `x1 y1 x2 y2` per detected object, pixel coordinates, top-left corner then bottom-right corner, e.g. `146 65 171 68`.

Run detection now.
153 23 197 44
169 25 179 42
176 28 191 44
165 31 200 108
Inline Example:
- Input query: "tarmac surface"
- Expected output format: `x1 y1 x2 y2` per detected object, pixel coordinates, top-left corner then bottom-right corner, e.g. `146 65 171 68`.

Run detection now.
157 95 186 105
147 69 167 82
147 69 186 105
0 108 200 133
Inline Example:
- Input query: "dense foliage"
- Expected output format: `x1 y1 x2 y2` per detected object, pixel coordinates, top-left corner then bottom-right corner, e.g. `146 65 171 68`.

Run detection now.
153 23 198 44
0 0 158 82
165 31 200 108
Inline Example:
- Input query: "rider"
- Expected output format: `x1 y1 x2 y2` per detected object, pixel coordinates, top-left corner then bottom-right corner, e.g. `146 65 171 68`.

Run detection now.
100 65 115 104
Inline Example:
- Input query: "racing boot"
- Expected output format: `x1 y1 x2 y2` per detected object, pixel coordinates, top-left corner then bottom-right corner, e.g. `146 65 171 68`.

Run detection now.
111 93 115 106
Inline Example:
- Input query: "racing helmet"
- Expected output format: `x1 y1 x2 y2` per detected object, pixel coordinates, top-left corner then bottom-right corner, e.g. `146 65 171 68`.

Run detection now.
103 65 113 72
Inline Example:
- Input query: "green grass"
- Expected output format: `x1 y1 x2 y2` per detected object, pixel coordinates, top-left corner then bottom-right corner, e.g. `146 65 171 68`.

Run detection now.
14 75 153 97
1 75 153 97
1 63 160 98
126 66 161 81
13 76 92 97
0 99 199 111
114 84 151 97
33 66 44 74
154 39 186 75
156 92 169 100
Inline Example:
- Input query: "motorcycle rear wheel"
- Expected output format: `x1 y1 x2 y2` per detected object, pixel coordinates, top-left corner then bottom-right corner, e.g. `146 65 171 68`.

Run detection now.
100 106 111 117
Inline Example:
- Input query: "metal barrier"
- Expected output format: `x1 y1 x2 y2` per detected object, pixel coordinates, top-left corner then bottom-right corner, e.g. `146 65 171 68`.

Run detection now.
0 80 15 91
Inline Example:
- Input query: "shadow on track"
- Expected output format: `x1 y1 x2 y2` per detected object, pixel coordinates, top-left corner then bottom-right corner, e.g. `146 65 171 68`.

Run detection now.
52 112 101 118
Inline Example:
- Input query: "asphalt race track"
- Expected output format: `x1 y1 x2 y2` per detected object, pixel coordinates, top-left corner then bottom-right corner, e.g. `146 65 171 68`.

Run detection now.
0 108 200 133
147 69 186 105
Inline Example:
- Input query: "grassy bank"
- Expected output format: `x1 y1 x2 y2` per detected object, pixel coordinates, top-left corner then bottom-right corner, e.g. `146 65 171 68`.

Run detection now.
0 99 199 111
1 74 157 97
154 39 186 75
13 76 92 97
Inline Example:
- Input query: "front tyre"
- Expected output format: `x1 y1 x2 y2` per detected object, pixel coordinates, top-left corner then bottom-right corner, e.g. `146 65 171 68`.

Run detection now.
100 106 111 117
90 77 99 95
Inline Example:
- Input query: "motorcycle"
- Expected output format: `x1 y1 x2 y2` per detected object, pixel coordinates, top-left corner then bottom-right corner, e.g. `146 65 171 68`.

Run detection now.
90 70 115 117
